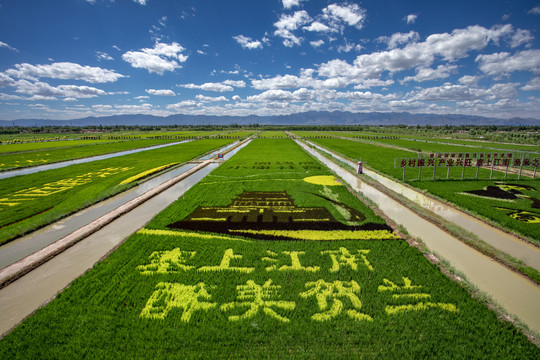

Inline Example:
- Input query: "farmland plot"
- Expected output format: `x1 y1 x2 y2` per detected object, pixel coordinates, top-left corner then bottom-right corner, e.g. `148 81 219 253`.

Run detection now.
0 139 537 359
324 131 540 153
414 179 540 242
0 138 185 171
0 138 233 245
301 136 540 242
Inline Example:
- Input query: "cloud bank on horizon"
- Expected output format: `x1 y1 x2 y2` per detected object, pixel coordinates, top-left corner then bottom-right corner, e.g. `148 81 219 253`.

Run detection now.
0 0 539 121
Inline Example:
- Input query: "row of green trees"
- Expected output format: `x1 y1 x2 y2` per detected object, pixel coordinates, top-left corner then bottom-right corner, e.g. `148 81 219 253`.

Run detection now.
0 124 538 144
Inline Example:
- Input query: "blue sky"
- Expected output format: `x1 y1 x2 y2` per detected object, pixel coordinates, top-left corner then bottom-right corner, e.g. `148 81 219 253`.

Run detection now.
1 0 540 121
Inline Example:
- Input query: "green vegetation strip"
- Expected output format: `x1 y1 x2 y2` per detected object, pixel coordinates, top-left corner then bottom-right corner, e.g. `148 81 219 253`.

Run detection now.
303 136 540 242
0 138 233 245
0 139 115 154
0 138 537 358
0 138 185 171
325 131 540 153
413 179 540 244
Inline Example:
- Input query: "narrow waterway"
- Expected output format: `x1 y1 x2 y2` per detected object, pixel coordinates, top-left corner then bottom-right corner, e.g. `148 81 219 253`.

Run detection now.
306 141 540 272
0 163 200 270
0 139 251 336
297 140 540 335
0 140 192 180
0 140 249 270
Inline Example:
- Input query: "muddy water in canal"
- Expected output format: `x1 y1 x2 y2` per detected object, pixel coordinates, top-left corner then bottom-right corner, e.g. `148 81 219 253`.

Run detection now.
298 140 540 335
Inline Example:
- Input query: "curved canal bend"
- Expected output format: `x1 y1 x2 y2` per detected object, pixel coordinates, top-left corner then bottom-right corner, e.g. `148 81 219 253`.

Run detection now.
0 139 251 336
297 139 540 335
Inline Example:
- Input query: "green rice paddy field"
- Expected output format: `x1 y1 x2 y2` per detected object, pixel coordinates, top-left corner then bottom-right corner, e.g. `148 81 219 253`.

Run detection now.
0 138 537 359
300 136 540 241
320 131 540 152
0 138 234 245
0 138 183 171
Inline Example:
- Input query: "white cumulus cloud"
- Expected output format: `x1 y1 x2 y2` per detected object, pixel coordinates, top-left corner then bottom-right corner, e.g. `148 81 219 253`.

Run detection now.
476 50 540 76
195 95 229 102
282 0 307 9
222 80 246 87
96 51 114 61
146 89 176 96
405 14 417 24
5 62 124 83
527 6 540 15
402 64 457 83
274 10 311 47
13 80 109 99
322 3 366 30
318 25 517 82
122 42 188 75
233 35 263 50
521 77 540 91
178 82 234 92
378 31 419 49
304 21 332 32
0 73 16 87
167 100 198 111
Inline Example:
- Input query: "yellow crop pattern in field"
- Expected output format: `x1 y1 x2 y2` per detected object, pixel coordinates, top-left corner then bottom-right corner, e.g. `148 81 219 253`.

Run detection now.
0 167 133 208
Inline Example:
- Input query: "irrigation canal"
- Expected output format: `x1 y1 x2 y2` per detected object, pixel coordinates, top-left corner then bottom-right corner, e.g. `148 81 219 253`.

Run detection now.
297 139 540 335
0 139 193 180
0 139 251 336
0 140 240 270
306 140 540 272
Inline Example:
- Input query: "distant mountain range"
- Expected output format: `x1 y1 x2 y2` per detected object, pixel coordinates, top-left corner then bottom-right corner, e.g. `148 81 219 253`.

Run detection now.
1 111 539 127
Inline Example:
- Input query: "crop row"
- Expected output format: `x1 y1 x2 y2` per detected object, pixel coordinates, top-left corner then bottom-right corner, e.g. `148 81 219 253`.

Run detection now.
323 131 540 153
0 138 185 171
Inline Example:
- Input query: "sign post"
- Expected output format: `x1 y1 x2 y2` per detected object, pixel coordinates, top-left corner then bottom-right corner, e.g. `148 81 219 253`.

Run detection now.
394 152 538 181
